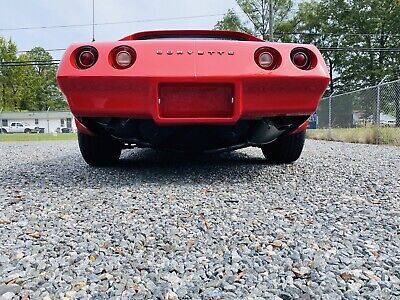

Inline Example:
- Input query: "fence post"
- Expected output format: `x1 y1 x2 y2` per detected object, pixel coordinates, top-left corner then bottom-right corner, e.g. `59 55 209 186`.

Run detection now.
0 108 3 134
328 91 336 139
376 76 389 126
376 76 389 144
396 79 400 127
376 85 381 127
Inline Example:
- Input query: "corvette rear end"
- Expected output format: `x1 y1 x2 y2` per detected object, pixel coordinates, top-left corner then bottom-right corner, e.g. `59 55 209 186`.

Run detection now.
57 30 330 166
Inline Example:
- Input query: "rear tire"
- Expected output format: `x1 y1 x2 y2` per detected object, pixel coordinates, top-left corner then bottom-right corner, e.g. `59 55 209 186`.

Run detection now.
1 128 7 134
24 129 31 133
78 132 121 167
261 131 306 164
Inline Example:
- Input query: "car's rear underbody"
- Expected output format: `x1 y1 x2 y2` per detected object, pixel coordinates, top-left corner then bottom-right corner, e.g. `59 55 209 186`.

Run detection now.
78 115 309 153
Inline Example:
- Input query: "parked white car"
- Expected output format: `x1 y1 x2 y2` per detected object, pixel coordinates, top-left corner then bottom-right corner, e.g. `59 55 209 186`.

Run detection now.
365 113 397 127
1 122 39 133
380 113 396 127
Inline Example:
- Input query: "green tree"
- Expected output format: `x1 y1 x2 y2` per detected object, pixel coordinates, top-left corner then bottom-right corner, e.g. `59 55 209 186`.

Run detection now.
0 40 67 111
294 0 400 92
0 37 20 110
21 47 66 111
215 9 251 33
214 0 294 41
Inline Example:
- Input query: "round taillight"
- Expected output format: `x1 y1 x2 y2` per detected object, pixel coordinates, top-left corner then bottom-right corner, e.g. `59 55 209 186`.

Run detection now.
116 51 132 67
255 47 281 70
76 46 98 69
259 52 274 69
291 49 313 70
79 51 95 67
293 52 308 68
111 46 136 69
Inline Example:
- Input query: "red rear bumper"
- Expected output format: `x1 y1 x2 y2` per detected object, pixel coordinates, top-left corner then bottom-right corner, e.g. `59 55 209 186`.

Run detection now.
58 76 329 125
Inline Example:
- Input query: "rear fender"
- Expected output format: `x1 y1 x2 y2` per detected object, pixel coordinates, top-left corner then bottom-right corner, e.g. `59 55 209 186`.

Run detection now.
75 118 95 136
290 119 309 134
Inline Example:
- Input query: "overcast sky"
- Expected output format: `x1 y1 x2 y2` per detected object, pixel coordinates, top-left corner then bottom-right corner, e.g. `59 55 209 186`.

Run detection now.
0 0 240 59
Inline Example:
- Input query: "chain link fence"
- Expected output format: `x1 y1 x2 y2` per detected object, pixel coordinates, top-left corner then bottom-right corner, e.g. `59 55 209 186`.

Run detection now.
315 78 400 129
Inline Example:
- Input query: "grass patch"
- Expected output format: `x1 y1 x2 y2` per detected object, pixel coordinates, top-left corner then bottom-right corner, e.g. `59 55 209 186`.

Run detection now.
0 133 77 142
2 129 399 146
307 127 400 146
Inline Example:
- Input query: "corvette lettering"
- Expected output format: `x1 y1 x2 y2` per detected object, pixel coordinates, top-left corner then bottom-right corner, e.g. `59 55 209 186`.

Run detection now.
156 50 235 56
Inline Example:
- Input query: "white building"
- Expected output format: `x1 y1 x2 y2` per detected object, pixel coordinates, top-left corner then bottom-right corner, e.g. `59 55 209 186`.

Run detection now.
0 111 76 133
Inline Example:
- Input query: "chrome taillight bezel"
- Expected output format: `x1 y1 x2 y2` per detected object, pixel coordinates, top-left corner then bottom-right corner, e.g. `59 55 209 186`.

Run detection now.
75 46 98 69
254 47 281 70
291 48 315 70
110 46 137 69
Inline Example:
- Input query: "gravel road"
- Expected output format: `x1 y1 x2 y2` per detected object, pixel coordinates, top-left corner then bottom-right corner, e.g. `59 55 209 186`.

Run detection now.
0 140 399 300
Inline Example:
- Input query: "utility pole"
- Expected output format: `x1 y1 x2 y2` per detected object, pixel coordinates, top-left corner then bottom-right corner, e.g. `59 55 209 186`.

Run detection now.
47 107 50 134
92 0 95 42
269 0 274 42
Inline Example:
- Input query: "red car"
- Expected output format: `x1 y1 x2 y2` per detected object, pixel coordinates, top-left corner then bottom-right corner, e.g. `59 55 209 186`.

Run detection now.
57 30 330 166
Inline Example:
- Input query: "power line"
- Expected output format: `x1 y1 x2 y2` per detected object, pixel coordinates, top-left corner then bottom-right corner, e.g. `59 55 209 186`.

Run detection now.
1 9 304 32
320 47 400 52
0 6 398 39
1 60 60 64
17 48 66 53
0 63 59 67
278 31 400 37
0 13 228 32
1 14 399 40
0 60 60 67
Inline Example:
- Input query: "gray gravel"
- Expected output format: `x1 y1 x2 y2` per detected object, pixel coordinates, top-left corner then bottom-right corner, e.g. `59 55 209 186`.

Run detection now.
0 140 399 300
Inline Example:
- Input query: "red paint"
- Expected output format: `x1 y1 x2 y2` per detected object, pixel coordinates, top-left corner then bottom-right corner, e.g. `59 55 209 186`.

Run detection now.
74 118 94 135
57 30 330 129
290 120 309 134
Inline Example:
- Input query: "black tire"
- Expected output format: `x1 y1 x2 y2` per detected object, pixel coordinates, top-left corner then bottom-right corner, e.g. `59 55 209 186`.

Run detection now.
78 132 122 167
24 129 31 133
1 128 7 134
261 130 306 164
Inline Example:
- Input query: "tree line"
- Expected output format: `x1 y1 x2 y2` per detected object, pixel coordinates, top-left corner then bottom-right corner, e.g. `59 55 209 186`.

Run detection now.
215 0 400 94
0 37 66 112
